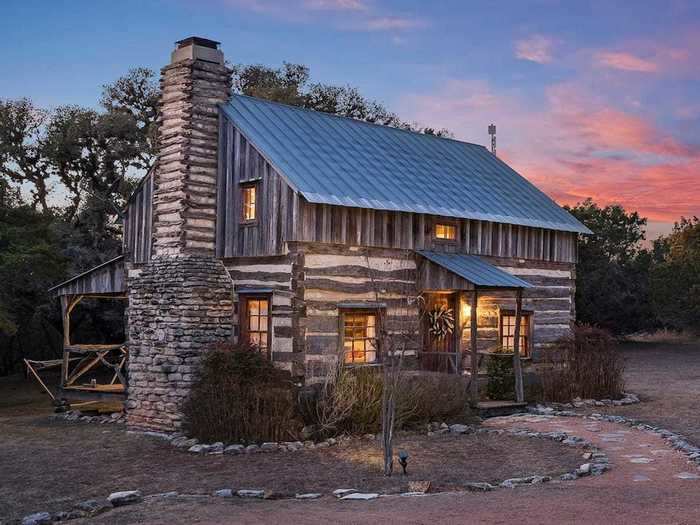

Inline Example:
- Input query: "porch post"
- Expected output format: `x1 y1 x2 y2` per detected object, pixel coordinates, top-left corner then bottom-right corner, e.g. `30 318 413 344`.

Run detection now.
453 291 462 373
60 295 71 386
512 288 525 403
469 288 478 406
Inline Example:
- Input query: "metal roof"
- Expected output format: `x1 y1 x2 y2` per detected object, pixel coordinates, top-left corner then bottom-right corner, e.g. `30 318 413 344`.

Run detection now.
222 95 591 234
418 251 534 288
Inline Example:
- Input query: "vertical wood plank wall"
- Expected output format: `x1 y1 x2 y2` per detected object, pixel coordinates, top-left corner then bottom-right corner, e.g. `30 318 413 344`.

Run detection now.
122 170 154 263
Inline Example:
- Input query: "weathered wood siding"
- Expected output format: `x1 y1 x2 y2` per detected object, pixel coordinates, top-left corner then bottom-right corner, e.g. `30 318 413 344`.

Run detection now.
216 120 298 258
295 201 578 263
123 170 154 263
53 257 126 297
292 243 421 380
223 254 302 375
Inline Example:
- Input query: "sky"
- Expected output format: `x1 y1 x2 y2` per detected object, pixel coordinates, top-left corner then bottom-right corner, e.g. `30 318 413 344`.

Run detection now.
2 0 699 239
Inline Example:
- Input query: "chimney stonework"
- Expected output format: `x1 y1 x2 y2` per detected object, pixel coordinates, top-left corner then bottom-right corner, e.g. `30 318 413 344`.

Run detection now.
126 38 234 432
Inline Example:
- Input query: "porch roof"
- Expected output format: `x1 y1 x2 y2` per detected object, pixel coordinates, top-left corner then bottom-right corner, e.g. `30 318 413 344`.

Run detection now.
417 251 533 289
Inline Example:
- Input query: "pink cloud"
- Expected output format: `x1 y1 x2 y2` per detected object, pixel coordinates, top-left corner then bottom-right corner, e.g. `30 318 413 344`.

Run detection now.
594 51 658 73
399 81 700 223
359 16 425 31
302 0 367 10
515 35 554 64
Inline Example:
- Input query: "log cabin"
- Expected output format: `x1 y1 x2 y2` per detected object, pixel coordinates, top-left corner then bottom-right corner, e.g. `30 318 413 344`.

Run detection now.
50 36 590 431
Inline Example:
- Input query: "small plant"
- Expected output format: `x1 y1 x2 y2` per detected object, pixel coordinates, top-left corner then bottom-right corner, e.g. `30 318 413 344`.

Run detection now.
182 341 303 443
540 325 625 402
485 346 515 400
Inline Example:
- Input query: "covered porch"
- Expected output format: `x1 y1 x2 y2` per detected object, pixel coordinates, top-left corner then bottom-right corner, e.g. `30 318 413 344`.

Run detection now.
48 256 128 404
416 251 534 407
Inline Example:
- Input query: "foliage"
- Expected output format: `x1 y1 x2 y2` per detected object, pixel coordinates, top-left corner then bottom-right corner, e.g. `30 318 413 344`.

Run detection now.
566 198 656 334
485 348 515 401
305 364 469 438
231 62 451 136
650 217 700 333
182 342 303 443
540 325 625 402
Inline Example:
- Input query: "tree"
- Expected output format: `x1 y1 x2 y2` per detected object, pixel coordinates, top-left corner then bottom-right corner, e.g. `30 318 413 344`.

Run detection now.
650 217 700 333
566 198 656 334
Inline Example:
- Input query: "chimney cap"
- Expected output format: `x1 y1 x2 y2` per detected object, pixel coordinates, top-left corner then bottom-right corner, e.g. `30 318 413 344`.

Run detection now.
175 36 221 50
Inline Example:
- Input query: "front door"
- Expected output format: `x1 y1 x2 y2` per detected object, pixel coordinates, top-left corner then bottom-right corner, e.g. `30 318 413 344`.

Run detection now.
421 292 457 372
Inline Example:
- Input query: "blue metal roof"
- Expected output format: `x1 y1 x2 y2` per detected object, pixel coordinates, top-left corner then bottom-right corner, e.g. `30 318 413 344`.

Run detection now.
418 251 534 288
222 94 591 234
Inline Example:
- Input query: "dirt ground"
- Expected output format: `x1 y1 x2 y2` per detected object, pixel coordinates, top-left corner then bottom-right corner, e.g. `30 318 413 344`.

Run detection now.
582 341 700 444
0 377 580 521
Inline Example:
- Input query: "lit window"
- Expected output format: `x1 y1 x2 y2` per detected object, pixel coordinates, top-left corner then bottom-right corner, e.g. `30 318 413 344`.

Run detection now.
500 312 531 356
244 297 269 352
242 185 256 222
435 223 456 240
343 312 378 364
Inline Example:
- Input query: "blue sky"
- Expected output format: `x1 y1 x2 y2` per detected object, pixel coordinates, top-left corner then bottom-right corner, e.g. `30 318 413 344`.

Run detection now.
2 0 699 236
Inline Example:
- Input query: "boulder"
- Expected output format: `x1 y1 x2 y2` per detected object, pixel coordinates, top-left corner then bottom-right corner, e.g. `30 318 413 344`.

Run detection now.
465 482 495 492
296 493 323 500
340 492 380 501
237 489 266 498
333 488 358 498
21 512 52 525
224 444 245 455
449 424 471 434
215 489 234 497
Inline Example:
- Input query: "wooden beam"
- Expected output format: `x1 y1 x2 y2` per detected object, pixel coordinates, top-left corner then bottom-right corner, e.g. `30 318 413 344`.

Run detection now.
512 288 525 403
469 289 478 406
453 292 461 373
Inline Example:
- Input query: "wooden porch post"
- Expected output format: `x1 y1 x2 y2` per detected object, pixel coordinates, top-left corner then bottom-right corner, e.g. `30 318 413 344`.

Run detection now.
453 291 462 373
60 295 71 386
512 288 525 403
469 288 478 406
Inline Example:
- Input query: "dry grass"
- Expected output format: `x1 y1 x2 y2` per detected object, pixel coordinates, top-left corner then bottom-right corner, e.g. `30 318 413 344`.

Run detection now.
623 329 698 345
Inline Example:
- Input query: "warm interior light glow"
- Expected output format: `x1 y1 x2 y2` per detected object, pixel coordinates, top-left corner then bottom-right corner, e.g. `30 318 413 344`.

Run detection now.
461 302 471 319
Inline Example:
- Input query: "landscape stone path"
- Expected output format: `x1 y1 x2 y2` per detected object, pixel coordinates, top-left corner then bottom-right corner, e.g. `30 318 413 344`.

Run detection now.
94 414 700 524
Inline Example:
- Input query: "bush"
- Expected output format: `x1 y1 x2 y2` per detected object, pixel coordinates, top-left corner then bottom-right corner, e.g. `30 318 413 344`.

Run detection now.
540 325 625 402
305 365 470 437
485 351 515 401
182 342 303 443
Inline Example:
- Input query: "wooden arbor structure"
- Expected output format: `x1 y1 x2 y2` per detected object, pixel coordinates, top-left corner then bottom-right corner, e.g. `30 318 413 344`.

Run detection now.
49 256 128 403
417 251 533 406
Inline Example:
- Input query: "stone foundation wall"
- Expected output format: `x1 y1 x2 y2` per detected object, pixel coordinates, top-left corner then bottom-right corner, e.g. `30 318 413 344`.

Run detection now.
126 256 233 431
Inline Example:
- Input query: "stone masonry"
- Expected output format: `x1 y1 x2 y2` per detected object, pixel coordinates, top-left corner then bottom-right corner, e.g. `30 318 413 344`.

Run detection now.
126 256 233 431
126 38 234 431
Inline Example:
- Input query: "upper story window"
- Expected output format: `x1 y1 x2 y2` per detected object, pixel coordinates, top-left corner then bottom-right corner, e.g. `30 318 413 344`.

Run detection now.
241 184 257 222
434 223 456 241
499 310 532 357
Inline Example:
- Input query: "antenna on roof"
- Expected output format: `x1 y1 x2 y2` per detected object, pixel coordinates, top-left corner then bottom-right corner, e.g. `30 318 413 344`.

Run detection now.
488 123 497 155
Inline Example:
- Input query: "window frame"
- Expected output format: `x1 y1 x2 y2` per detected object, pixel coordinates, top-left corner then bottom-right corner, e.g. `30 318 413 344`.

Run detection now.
240 182 259 225
239 293 272 358
338 308 383 366
433 221 458 242
498 308 533 358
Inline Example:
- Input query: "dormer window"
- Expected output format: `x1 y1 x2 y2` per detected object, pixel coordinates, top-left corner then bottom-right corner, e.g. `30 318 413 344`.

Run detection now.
435 223 456 241
241 184 257 222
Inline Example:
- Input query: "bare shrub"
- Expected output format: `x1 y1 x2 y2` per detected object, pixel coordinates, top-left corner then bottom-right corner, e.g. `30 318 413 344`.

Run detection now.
182 342 303 443
540 325 625 402
398 373 471 426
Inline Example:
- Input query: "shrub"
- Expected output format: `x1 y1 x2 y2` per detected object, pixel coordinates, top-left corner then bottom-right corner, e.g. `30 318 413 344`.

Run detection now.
182 342 303 443
485 349 515 401
540 325 625 402
305 364 470 437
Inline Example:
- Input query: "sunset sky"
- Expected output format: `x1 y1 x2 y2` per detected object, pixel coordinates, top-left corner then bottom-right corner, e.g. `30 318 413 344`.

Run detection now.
2 0 699 238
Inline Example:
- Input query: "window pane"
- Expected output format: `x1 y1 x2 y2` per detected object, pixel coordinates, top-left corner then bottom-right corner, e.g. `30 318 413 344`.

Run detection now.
342 311 379 364
250 316 259 331
259 316 268 332
260 300 268 315
249 300 259 315
242 186 256 221
435 223 456 240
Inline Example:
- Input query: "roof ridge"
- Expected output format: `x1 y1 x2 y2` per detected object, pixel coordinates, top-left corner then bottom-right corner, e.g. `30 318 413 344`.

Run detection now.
230 93 487 149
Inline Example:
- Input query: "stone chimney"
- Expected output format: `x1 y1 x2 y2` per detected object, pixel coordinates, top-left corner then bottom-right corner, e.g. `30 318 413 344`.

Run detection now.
126 38 234 432
152 37 232 256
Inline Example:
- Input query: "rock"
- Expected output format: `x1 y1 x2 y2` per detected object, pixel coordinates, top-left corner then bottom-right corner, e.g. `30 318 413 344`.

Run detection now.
188 444 207 454
224 444 245 455
576 463 591 476
465 482 496 492
245 444 260 454
582 452 593 460
560 472 578 481
363 434 376 440
333 488 358 498
675 472 700 480
449 424 471 434
215 489 234 497
237 489 266 498
296 493 323 500
21 512 52 525
500 476 538 488
340 492 380 500
170 436 188 447
108 490 143 507
207 442 225 455
407 480 431 493
316 441 330 448
260 442 279 452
